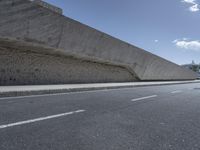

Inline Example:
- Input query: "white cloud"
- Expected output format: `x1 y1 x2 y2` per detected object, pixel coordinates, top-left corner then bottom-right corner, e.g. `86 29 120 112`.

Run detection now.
183 37 189 40
173 39 200 51
189 4 200 11
154 40 158 43
182 0 200 12
182 0 196 4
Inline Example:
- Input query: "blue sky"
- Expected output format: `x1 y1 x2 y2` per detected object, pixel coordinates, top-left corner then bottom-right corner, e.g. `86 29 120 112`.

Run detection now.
44 0 200 65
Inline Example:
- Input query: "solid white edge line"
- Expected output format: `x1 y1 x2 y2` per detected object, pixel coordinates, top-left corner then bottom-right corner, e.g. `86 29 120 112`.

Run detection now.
131 95 158 101
0 109 85 129
171 90 182 94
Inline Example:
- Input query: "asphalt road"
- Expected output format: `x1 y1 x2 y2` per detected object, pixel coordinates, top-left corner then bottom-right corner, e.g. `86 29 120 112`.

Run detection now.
0 83 200 150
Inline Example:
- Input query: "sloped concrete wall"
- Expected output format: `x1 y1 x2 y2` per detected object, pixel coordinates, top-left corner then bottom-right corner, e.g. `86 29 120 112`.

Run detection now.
0 0 197 83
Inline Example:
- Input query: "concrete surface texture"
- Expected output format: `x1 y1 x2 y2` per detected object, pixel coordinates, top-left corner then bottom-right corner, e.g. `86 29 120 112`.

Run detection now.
0 0 197 85
32 0 63 14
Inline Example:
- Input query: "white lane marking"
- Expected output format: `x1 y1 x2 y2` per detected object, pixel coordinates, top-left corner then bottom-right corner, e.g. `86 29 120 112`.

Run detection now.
131 95 158 101
171 90 182 94
0 110 85 129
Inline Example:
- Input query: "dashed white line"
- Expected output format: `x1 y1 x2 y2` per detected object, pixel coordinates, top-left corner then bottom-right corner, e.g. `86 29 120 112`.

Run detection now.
131 95 158 101
0 110 85 129
171 90 182 94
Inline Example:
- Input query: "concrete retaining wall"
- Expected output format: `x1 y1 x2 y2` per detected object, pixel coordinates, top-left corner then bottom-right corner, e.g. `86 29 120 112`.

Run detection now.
0 39 135 85
0 0 197 85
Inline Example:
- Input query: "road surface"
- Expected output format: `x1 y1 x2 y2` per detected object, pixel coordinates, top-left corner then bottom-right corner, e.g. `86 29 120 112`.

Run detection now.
0 83 200 150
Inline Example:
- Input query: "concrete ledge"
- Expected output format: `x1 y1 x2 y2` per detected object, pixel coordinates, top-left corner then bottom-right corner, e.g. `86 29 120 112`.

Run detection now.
0 80 200 98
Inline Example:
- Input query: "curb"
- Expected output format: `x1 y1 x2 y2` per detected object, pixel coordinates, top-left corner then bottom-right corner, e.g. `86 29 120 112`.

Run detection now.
0 80 200 98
